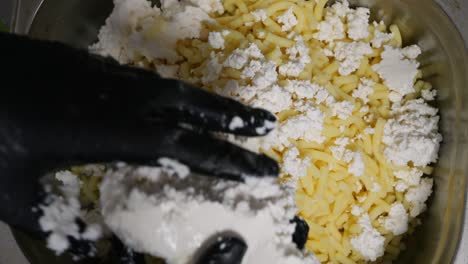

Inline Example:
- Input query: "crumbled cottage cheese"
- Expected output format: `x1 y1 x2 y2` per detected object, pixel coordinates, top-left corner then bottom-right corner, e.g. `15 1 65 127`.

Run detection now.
383 203 408 235
267 106 326 150
401 45 422 59
284 80 333 106
277 7 298 32
346 7 370 40
90 0 218 63
421 89 437 101
372 45 422 102
252 85 293 113
313 14 345 42
278 62 305 79
351 205 365 216
350 214 385 261
202 52 223 85
331 100 355 120
371 183 382 192
394 168 424 189
99 163 318 264
279 36 311 77
348 152 365 177
39 171 101 256
229 102 326 153
352 78 374 104
330 0 351 17
222 43 278 90
314 0 369 43
224 48 251 69
372 30 393 48
330 137 352 162
283 147 311 187
382 99 442 167
405 178 433 217
394 181 409 193
284 80 319 99
208 30 229 49
334 41 373 76
251 9 268 22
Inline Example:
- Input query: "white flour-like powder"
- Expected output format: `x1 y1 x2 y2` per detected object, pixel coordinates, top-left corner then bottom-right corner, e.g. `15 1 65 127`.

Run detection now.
99 163 319 264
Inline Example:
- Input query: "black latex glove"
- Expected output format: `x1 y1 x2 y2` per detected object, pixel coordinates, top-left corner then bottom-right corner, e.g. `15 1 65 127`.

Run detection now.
0 32 279 261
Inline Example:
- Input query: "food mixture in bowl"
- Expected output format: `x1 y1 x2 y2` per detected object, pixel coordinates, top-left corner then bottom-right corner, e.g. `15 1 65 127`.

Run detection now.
39 0 443 263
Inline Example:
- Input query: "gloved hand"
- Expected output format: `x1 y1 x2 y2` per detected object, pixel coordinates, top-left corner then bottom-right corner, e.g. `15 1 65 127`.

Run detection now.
0 32 279 262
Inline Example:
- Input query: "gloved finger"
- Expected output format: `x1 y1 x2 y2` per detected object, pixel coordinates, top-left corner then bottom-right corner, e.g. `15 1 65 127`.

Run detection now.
2 33 276 137
138 78 277 136
291 216 309 250
108 236 146 264
67 236 99 261
194 236 247 264
28 122 279 181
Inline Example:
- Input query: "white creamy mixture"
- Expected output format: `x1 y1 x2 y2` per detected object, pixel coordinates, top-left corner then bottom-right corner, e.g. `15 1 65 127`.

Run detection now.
99 163 318 264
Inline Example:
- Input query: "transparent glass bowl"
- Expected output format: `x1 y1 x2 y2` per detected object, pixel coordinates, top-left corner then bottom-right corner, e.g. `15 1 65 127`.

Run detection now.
10 0 468 263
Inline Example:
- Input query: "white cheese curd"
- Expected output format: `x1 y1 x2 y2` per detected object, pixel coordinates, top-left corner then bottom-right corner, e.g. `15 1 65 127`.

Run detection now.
372 30 393 48
405 178 434 217
394 168 424 187
421 89 437 101
383 203 408 235
350 214 385 261
346 7 370 40
372 45 422 102
383 99 442 167
208 31 228 49
330 137 353 162
277 7 298 32
313 14 345 42
90 0 216 63
279 36 311 77
251 9 268 22
334 41 373 76
331 100 355 120
251 85 293 113
224 48 250 69
352 78 375 104
351 205 365 216
202 52 223 85
330 0 351 18
283 146 311 188
348 152 365 177
270 106 327 149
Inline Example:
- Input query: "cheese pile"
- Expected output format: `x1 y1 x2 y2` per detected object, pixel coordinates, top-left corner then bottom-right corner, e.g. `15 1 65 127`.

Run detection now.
91 0 442 263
